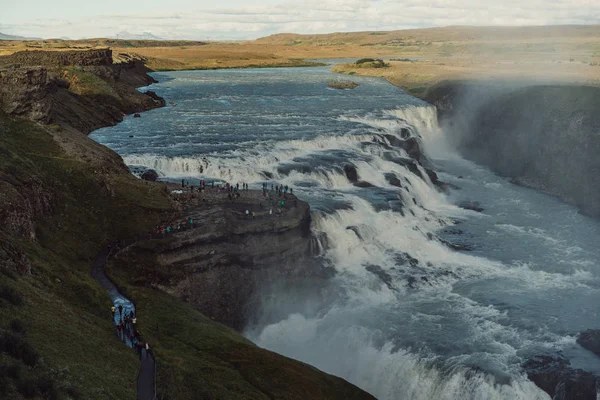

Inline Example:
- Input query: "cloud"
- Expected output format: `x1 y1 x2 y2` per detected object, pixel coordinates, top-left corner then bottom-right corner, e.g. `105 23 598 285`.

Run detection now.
3 0 600 40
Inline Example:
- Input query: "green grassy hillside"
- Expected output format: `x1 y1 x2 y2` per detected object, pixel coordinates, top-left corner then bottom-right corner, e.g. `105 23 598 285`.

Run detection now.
0 112 173 399
0 111 374 399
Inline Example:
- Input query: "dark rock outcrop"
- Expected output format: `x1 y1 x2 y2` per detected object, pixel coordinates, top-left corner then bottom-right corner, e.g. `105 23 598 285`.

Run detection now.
114 193 322 331
399 137 422 161
385 173 403 188
0 49 113 68
523 355 599 400
344 164 359 183
426 82 600 218
458 201 484 212
425 168 440 186
140 169 159 182
354 181 375 188
0 49 165 134
143 90 166 107
0 67 53 122
578 330 600 358
365 264 394 290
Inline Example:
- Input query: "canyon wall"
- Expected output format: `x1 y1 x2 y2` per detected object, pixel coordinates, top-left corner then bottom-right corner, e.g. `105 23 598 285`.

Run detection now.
0 49 165 133
426 82 600 218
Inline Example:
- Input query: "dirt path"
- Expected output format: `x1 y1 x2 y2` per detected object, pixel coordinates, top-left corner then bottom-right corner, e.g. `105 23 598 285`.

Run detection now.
92 246 156 400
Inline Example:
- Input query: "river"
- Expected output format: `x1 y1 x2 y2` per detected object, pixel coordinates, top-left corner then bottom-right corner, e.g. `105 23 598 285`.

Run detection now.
90 66 600 400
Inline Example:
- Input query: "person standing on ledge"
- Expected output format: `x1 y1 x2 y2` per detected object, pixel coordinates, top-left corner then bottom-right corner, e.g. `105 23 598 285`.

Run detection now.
181 179 185 188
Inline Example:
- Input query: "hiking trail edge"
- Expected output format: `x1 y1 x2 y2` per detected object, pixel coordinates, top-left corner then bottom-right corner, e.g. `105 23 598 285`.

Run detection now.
92 245 156 400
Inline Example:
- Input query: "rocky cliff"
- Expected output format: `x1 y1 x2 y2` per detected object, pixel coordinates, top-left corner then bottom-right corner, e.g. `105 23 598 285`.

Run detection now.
0 49 113 67
425 81 600 218
0 49 165 134
113 191 324 331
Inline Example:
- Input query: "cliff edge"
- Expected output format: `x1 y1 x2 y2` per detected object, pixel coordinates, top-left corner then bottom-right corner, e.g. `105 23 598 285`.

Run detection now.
425 81 600 218
0 49 165 134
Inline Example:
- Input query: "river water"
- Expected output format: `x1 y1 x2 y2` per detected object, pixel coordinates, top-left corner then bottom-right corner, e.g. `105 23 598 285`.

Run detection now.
90 66 600 400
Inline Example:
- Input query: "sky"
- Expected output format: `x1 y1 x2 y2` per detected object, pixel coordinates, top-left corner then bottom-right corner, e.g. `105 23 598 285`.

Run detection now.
2 0 600 40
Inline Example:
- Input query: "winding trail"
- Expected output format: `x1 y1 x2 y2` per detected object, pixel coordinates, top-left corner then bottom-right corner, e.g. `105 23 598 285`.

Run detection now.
92 245 156 400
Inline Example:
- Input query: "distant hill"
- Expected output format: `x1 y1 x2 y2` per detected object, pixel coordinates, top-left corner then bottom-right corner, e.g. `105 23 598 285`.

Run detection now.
0 32 42 41
114 31 164 40
255 25 600 46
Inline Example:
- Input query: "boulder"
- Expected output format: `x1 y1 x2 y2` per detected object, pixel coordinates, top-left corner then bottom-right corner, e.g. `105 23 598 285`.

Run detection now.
365 264 394 290
523 355 598 400
344 164 359 183
577 330 600 357
140 169 159 182
425 168 440 185
144 90 167 107
399 137 422 160
133 113 141 118
385 173 402 188
354 181 375 188
383 134 404 148
458 201 484 212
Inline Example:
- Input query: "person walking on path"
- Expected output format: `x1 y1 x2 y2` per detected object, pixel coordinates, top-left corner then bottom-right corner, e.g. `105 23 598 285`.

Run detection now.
118 304 123 322
111 305 116 319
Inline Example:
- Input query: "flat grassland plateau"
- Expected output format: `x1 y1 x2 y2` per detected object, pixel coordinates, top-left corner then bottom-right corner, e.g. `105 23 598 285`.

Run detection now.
2 25 599 94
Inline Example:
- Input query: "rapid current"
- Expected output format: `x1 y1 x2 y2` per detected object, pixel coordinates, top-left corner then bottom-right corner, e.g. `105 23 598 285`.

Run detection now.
90 66 600 399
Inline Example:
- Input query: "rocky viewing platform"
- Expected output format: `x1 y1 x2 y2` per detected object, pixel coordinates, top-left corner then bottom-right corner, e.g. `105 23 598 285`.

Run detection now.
113 183 320 330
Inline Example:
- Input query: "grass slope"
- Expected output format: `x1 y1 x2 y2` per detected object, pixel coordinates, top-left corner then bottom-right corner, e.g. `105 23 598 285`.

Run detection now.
0 112 173 399
0 113 374 399
108 257 374 400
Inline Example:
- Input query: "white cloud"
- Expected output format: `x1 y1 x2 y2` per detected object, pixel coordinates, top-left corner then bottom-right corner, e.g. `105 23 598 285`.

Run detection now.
2 0 600 40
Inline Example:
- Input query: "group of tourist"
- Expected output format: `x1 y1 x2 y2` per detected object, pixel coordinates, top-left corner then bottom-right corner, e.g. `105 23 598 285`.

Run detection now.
179 179 255 194
111 304 150 358
155 217 195 236
260 182 293 196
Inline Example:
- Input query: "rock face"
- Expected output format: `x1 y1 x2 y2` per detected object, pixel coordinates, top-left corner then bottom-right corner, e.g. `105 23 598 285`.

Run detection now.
0 67 53 123
0 49 165 134
0 49 113 67
426 82 600 218
344 164 359 183
578 330 600 357
114 192 323 331
140 169 159 181
522 355 599 400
